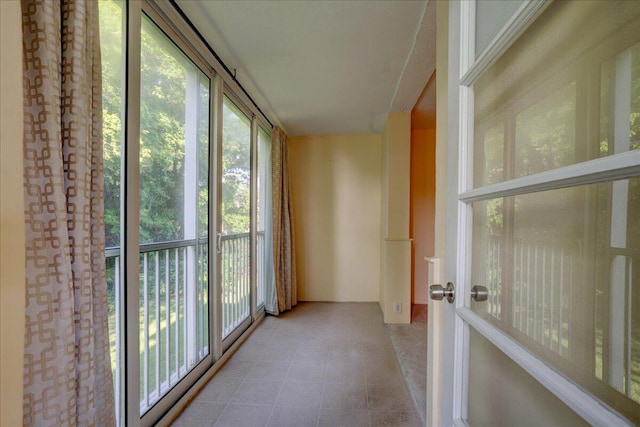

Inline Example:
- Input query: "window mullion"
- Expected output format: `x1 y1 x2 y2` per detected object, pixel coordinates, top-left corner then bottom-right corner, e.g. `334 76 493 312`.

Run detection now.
250 117 258 320
211 74 224 361
124 0 142 425
460 151 640 203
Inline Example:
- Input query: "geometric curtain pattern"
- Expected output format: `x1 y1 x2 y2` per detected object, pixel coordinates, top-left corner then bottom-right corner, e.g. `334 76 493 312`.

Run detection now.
270 126 297 314
22 0 115 425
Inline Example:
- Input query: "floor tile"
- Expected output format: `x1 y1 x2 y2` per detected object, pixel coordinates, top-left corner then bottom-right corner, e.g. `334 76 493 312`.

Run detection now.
324 357 366 384
369 410 422 427
196 376 243 404
215 359 255 381
321 382 368 410
366 383 415 412
267 405 319 427
317 409 370 427
232 379 283 405
275 380 323 408
213 403 272 427
248 360 291 382
173 302 419 427
286 359 326 382
364 359 404 386
172 401 225 427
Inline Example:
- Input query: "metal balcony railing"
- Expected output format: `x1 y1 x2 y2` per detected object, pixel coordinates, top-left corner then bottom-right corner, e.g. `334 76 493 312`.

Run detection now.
485 236 640 403
485 235 575 356
220 233 250 338
106 231 266 414
220 231 266 338
106 237 209 414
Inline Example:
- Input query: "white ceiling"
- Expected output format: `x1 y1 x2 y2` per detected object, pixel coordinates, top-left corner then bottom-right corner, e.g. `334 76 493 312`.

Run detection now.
175 0 436 136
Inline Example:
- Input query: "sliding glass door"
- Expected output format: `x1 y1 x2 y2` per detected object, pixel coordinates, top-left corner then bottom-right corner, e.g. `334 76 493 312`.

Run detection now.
100 1 272 424
220 96 252 345
137 14 211 415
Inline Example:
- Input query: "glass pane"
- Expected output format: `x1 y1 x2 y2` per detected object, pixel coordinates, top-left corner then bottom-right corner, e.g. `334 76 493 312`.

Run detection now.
600 42 640 156
474 122 504 186
139 14 210 414
473 1 640 187
514 82 576 177
468 329 589 426
221 96 251 338
471 178 640 423
474 0 524 58
256 127 270 309
99 0 124 423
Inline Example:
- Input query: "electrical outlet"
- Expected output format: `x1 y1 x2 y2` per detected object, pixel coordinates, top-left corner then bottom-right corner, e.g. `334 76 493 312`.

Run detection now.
393 301 401 313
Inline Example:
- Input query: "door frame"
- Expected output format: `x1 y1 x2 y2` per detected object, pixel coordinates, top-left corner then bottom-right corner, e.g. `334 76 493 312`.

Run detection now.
427 1 639 426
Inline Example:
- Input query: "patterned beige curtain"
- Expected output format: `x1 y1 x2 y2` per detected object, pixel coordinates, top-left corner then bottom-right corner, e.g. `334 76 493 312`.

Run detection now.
22 0 115 425
271 127 297 314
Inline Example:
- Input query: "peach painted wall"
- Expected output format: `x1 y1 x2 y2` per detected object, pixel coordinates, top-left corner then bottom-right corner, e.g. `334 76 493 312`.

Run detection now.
289 134 382 302
1 1 26 425
410 129 435 304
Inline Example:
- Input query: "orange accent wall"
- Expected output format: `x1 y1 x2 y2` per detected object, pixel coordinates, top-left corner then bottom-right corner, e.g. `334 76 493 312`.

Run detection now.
410 128 436 304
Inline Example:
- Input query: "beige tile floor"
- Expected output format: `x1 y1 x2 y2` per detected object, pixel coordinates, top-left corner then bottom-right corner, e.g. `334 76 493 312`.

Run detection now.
172 302 421 427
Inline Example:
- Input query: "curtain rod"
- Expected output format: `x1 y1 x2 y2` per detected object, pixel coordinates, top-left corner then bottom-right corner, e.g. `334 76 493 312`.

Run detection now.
169 0 275 129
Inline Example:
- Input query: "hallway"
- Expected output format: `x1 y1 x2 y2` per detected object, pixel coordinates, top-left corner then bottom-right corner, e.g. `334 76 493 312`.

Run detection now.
172 302 421 427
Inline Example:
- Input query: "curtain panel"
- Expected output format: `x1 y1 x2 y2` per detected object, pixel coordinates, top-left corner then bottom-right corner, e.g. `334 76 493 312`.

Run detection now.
270 127 297 314
22 0 115 425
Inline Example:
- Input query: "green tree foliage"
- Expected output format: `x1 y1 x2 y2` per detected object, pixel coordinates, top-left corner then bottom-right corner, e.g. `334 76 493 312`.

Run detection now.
101 1 217 247
100 0 252 246
221 100 251 235
139 17 189 244
101 0 123 248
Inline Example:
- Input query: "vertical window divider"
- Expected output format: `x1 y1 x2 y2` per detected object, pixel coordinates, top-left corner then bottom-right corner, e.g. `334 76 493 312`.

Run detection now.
212 74 224 361
124 1 142 425
250 117 258 320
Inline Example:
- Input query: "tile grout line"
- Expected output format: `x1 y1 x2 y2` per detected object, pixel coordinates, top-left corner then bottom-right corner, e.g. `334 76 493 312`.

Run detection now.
263 388 277 427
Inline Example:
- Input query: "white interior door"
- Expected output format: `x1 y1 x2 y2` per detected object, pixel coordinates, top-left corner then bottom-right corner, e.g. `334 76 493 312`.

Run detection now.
428 1 640 426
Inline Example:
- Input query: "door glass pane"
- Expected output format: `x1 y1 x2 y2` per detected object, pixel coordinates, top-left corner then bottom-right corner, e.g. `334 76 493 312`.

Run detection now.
471 178 640 423
474 0 524 59
473 0 640 188
514 82 576 177
139 15 210 414
600 42 640 156
221 96 251 339
468 328 590 426
474 122 504 186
